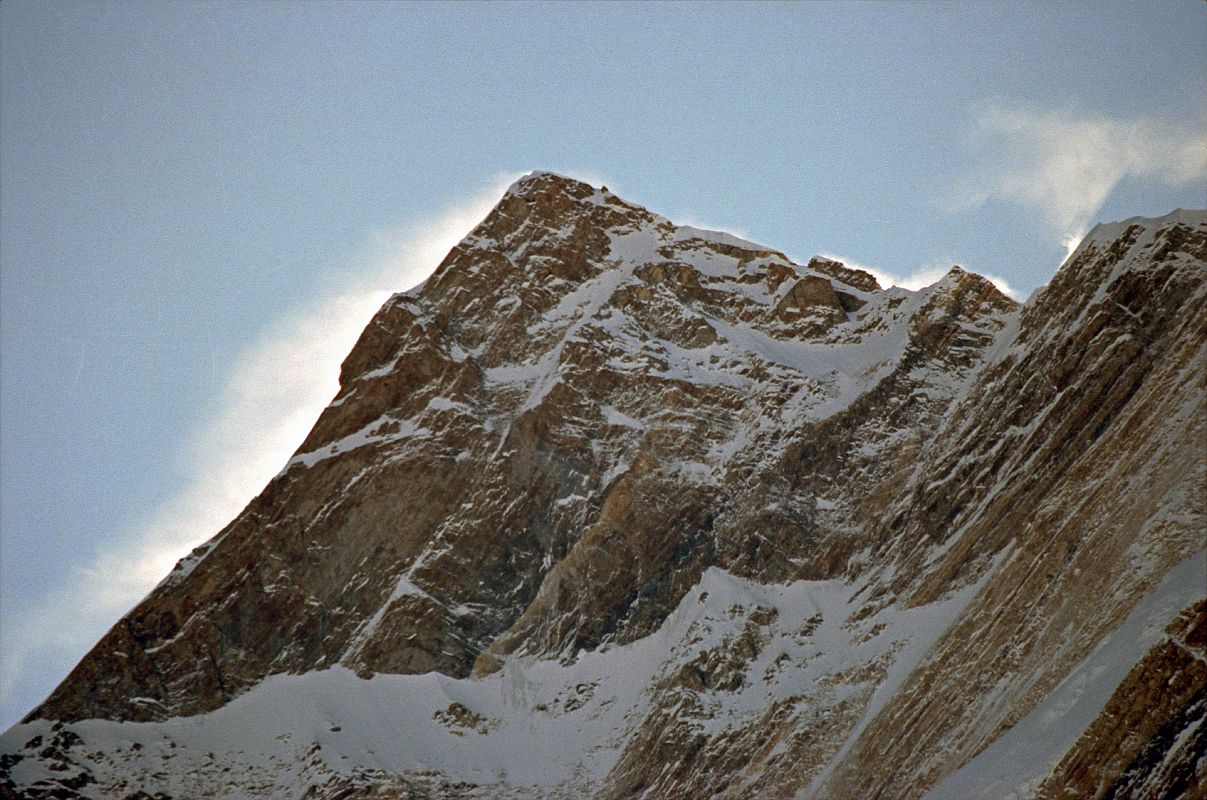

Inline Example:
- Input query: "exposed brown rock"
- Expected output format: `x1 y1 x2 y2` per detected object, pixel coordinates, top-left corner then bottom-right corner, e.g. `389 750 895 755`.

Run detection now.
807 255 881 292
1033 600 1207 800
775 275 846 320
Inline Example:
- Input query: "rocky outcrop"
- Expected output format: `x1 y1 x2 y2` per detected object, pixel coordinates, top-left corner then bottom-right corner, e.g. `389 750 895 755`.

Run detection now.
2 175 1203 800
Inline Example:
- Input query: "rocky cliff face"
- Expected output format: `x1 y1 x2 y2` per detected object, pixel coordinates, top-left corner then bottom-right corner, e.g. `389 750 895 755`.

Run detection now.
2 174 1203 800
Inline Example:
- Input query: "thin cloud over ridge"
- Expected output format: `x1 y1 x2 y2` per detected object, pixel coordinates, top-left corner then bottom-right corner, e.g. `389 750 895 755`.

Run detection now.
818 252 1020 301
949 99 1207 253
0 172 520 726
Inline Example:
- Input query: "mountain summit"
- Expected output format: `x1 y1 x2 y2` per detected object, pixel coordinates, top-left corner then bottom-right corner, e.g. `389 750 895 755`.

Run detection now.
3 174 1205 799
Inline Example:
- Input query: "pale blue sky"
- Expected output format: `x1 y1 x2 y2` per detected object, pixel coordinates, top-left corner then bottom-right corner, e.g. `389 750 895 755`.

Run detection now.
2 1 1204 726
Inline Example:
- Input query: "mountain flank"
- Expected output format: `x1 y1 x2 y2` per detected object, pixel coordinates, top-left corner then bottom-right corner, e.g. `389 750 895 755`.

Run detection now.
3 174 1204 800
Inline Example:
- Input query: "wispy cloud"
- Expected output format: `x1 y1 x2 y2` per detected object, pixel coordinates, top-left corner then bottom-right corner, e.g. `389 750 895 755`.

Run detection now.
0 172 520 726
675 216 754 243
818 252 1020 301
949 99 1207 256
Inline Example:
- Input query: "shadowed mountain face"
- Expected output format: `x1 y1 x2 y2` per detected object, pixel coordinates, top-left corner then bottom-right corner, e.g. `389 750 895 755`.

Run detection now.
3 174 1204 800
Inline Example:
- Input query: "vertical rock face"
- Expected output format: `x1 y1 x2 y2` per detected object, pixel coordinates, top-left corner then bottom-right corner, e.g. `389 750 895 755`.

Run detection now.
1 175 1203 800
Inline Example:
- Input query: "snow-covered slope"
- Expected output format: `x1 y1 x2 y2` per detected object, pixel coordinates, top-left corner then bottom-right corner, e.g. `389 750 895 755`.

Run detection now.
2 175 1204 799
